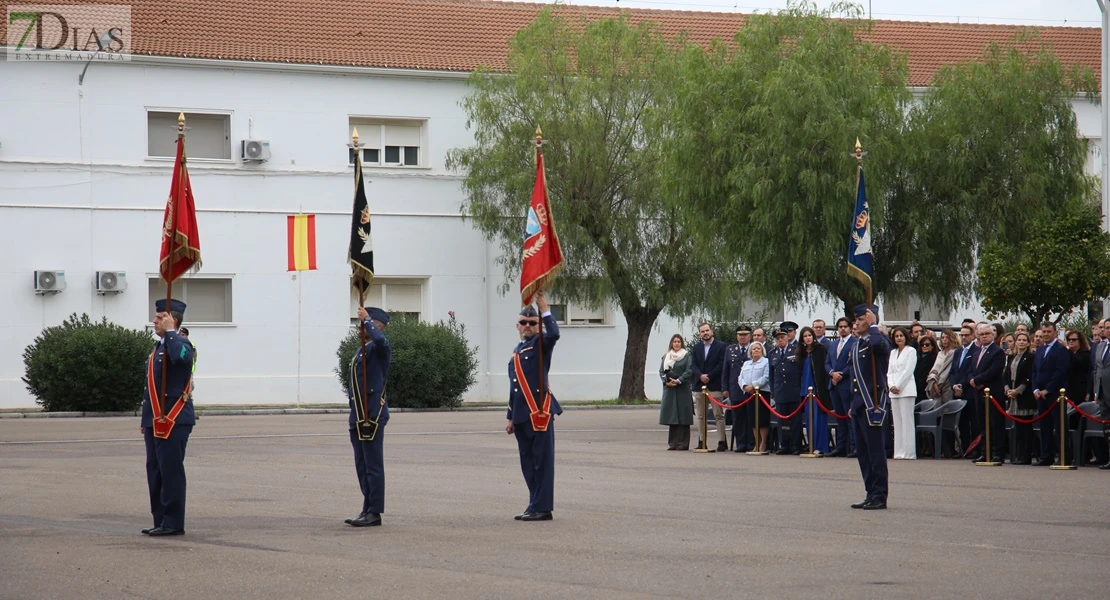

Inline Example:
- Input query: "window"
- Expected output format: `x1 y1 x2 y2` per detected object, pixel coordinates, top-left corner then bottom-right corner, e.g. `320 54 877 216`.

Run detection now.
148 277 233 323
348 118 424 167
350 279 425 323
883 286 946 323
147 111 231 160
548 299 610 325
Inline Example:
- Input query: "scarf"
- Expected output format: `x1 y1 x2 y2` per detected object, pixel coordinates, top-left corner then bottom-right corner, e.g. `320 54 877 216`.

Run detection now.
663 348 688 371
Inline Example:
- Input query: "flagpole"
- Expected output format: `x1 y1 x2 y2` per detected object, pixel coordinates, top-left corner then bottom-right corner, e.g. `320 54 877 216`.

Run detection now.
296 205 303 408
534 128 548 419
855 138 879 421
160 113 186 417
353 128 371 428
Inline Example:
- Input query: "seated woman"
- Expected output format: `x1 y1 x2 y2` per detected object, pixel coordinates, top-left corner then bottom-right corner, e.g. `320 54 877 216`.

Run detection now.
659 333 693 451
738 342 771 453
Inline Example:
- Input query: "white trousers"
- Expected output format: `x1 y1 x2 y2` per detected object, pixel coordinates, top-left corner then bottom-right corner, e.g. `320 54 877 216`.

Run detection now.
891 395 917 459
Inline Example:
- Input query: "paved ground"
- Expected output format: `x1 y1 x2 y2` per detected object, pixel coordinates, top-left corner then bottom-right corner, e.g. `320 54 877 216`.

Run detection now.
1 410 1107 600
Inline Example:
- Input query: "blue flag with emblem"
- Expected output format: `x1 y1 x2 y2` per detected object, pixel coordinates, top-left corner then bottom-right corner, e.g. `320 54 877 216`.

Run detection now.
847 164 872 290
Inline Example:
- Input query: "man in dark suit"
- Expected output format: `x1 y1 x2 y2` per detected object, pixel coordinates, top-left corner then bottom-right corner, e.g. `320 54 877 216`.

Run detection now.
949 325 979 454
692 322 728 451
1032 321 1071 466
1089 320 1110 469
345 305 392 528
770 322 802 454
967 324 1007 462
140 298 196 537
722 325 754 452
507 292 562 521
826 317 857 457
848 305 891 510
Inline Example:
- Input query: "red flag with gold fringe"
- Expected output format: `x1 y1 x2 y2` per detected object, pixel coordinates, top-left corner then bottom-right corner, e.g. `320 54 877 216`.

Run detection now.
159 134 202 282
520 139 564 306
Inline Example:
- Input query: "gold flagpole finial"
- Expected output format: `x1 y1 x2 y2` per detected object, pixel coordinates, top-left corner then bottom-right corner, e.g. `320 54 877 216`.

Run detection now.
535 126 543 147
352 127 360 149
177 112 186 139
853 137 866 165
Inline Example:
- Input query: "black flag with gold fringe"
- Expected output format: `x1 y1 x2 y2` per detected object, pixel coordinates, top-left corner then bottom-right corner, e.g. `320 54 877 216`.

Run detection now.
348 151 375 294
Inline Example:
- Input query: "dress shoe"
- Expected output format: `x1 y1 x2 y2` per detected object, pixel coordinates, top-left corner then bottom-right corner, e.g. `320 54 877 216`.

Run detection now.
350 513 382 527
141 527 154 535
345 510 369 525
827 449 845 457
717 441 729 452
520 511 553 521
1035 458 1054 466
666 446 676 451
1099 462 1110 470
775 448 793 456
861 500 887 510
147 527 184 536
850 499 869 509
846 451 857 458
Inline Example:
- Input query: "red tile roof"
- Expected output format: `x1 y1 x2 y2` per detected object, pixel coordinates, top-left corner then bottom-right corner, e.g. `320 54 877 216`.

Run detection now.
4 0 1101 85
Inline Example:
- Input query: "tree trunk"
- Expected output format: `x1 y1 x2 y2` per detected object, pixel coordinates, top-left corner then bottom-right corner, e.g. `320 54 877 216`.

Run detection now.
618 306 663 402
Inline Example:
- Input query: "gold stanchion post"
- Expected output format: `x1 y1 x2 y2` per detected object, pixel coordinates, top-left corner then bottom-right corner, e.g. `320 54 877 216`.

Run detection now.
1049 388 1076 470
975 387 1001 466
800 387 820 458
695 385 714 453
747 386 768 455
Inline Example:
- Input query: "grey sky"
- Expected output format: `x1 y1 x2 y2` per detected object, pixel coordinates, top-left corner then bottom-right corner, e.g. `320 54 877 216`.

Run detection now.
528 0 1105 27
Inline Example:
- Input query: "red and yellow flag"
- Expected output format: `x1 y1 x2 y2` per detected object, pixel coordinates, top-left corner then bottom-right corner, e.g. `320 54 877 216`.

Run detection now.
159 132 202 282
287 214 317 271
520 135 564 306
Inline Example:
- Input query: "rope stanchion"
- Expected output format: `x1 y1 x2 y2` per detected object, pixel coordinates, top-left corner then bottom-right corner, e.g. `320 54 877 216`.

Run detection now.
758 394 809 421
1066 398 1110 425
813 394 850 420
975 388 1001 466
989 396 1056 425
708 392 757 411
1050 388 1076 471
694 385 714 453
800 387 821 458
746 386 769 456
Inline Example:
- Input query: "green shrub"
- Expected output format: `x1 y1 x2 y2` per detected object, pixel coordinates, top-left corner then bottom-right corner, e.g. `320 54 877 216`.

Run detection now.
335 312 479 409
22 313 155 412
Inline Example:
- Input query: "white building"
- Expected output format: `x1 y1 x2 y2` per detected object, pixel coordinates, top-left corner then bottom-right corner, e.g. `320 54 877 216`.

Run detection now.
0 1 1103 408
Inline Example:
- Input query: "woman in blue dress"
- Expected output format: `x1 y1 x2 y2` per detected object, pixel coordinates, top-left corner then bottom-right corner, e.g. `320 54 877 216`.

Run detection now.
797 327 830 455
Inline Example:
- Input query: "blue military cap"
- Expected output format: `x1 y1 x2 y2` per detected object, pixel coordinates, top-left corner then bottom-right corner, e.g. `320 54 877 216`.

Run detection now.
735 325 752 334
365 306 390 325
519 306 539 318
154 298 186 315
779 321 798 333
853 304 880 320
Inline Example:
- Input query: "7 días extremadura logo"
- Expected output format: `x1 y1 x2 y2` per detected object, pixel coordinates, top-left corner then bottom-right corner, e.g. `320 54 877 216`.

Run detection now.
7 5 131 58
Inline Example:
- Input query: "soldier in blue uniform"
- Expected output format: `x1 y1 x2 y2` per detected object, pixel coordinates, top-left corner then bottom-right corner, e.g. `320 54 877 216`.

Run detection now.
140 298 195 537
848 304 891 510
345 306 392 527
506 291 562 522
770 322 802 454
722 325 754 452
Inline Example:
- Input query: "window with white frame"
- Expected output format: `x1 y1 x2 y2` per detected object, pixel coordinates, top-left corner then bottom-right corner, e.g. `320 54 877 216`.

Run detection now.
348 118 424 167
883 286 946 323
148 111 231 160
148 277 233 323
350 279 425 324
547 298 610 325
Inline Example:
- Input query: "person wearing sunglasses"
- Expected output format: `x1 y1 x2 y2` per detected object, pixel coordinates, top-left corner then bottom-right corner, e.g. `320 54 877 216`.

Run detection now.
506 291 562 522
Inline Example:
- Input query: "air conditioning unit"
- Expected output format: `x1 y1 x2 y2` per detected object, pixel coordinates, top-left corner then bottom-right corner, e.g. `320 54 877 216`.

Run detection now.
34 270 66 294
95 271 127 294
241 139 271 162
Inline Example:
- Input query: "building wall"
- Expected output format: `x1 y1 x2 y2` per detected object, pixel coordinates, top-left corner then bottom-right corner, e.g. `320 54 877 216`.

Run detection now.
0 58 1103 408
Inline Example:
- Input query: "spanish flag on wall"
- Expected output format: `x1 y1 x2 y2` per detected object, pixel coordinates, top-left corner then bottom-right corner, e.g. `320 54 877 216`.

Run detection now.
287 214 317 271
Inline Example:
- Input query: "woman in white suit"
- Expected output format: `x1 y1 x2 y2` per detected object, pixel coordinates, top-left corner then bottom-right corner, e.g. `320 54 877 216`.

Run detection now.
886 326 918 459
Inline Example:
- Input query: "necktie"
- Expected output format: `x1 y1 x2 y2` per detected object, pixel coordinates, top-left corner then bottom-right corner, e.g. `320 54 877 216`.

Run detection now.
837 337 845 358
1102 342 1108 364
975 344 986 369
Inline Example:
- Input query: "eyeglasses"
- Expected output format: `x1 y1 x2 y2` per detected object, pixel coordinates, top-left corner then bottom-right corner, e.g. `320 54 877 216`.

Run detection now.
921 343 933 348
518 320 538 326
1067 337 1078 342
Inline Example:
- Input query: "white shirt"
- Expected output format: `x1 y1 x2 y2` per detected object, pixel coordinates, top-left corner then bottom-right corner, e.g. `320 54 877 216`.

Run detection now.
886 345 918 398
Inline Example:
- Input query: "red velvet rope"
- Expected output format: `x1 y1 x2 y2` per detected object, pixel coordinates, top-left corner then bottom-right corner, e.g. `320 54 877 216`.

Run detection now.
759 394 810 420
988 396 1059 425
708 392 757 411
1066 398 1110 425
812 395 850 420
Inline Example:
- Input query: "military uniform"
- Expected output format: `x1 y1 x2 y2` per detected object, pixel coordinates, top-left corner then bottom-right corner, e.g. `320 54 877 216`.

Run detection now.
722 332 753 452
770 323 802 454
346 307 392 527
508 307 562 521
141 299 196 536
849 304 891 509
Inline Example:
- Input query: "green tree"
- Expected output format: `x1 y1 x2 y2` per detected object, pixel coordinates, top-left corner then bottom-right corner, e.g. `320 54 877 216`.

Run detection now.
670 2 1097 317
977 201 1110 326
448 10 742 400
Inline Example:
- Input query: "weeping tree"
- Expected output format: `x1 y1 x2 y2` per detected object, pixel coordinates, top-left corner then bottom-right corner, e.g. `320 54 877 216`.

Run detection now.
670 2 1098 317
447 9 743 400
